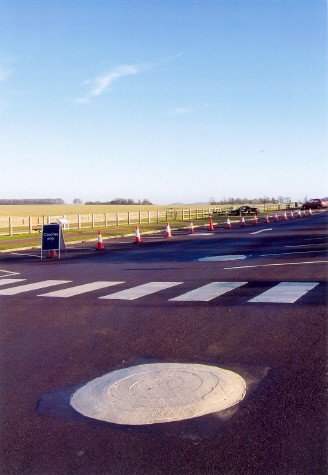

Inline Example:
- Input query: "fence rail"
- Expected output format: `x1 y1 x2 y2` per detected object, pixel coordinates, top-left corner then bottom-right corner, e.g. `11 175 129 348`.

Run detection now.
0 204 296 236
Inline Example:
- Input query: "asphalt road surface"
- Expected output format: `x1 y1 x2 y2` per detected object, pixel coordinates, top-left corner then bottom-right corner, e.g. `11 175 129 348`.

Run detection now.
0 211 327 474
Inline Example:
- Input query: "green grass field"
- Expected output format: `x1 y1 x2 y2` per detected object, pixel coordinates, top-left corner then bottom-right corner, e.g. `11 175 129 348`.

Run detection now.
0 203 220 217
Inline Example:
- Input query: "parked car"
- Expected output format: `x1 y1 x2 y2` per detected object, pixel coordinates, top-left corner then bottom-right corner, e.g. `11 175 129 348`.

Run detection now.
229 206 261 216
301 198 328 210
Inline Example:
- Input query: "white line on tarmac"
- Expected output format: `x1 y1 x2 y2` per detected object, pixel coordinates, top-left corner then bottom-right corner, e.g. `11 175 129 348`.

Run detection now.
248 282 319 304
10 252 39 257
39 281 124 298
170 282 247 302
0 278 26 286
249 228 273 235
285 244 326 248
0 270 21 277
224 260 328 270
100 282 182 300
260 250 327 257
0 280 71 295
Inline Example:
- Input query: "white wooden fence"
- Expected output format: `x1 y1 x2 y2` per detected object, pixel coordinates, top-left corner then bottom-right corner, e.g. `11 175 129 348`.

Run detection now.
0 204 294 236
0 207 221 236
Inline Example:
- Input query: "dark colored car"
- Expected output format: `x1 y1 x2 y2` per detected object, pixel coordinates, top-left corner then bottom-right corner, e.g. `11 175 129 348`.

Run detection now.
301 198 327 210
228 206 261 216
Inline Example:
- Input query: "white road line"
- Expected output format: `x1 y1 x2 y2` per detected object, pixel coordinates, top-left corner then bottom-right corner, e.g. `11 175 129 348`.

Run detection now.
248 282 319 304
285 244 326 248
170 282 248 302
39 281 124 298
224 260 328 270
0 280 71 295
198 255 247 262
249 228 273 235
99 282 182 300
259 250 327 257
0 278 26 286
10 252 39 257
0 270 21 277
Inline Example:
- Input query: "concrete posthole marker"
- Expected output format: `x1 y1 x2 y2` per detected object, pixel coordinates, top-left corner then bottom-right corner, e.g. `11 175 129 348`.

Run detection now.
70 363 246 425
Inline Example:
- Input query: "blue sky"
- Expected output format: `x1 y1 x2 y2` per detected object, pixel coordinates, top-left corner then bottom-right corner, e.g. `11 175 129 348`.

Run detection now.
1 0 327 204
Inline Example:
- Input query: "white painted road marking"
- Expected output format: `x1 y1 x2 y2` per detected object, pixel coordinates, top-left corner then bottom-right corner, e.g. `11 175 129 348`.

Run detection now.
0 279 323 304
99 282 183 300
39 281 124 298
198 255 247 262
248 282 319 304
170 282 247 301
259 250 327 257
0 270 21 277
0 280 71 295
0 278 26 286
224 260 328 270
249 228 273 235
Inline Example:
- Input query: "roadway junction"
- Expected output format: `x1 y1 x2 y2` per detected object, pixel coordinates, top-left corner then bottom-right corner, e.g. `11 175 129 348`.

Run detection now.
0 210 327 474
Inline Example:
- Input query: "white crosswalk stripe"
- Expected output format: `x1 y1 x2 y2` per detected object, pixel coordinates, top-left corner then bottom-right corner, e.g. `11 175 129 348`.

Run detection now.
0 279 321 303
0 280 71 295
38 281 124 298
0 278 26 286
248 282 319 304
170 282 248 301
99 282 183 300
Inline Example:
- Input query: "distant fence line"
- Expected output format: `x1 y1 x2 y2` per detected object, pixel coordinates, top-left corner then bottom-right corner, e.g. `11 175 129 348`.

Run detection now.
0 204 294 236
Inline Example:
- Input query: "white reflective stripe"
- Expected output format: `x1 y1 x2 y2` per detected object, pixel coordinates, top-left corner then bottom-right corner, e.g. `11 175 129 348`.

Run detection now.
170 282 248 301
0 280 71 295
39 281 124 298
248 282 319 304
100 282 182 300
0 278 26 286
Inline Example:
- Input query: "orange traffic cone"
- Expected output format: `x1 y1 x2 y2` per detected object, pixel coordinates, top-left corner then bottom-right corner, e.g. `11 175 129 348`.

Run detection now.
240 216 246 227
189 222 195 234
48 250 57 258
308 208 313 216
274 213 279 222
208 217 215 231
265 214 270 223
165 222 172 238
253 214 258 225
135 226 141 243
283 211 288 220
297 210 302 218
226 218 232 229
290 211 294 219
96 229 105 250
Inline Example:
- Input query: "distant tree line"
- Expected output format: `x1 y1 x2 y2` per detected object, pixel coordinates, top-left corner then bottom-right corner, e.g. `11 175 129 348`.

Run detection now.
209 196 294 205
85 198 153 205
0 198 65 205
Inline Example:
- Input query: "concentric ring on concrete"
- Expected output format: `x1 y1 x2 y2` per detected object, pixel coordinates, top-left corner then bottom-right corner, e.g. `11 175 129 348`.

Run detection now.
70 363 246 425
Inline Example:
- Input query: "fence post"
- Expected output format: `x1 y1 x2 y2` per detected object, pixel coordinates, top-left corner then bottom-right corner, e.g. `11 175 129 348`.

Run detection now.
9 217 13 236
104 213 107 227
128 212 131 225
157 210 160 222
29 217 32 233
116 213 119 226
148 210 151 223
92 214 95 228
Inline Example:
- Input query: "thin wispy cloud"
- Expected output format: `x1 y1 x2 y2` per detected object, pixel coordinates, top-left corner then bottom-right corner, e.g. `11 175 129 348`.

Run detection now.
76 63 146 104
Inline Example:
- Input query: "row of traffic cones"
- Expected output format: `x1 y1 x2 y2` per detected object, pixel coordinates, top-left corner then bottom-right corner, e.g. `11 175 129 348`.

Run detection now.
92 207 314 251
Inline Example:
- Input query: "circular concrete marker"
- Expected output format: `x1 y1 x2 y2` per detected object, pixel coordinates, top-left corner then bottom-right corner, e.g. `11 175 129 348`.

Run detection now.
70 363 246 425
198 255 247 262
